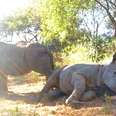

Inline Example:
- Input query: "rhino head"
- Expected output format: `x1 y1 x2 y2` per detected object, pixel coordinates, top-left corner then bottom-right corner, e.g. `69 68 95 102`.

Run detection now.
25 43 54 77
102 63 116 93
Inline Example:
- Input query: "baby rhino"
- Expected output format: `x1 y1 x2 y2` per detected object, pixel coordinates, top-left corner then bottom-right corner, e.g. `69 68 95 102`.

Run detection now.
38 63 116 104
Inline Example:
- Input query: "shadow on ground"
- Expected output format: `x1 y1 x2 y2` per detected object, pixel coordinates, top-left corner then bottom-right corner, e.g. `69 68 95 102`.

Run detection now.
0 91 39 104
1 91 114 109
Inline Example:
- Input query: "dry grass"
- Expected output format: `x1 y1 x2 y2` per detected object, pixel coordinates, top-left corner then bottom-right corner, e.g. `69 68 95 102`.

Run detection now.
0 73 116 116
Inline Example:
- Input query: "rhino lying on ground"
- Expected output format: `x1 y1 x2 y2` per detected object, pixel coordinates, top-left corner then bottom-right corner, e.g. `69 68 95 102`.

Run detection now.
38 62 116 104
0 42 54 93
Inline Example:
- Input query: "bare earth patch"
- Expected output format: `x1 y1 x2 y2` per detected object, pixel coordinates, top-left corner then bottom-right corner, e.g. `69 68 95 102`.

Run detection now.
0 75 116 116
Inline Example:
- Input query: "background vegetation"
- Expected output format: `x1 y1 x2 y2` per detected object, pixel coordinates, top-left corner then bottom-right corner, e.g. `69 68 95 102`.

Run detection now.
0 0 116 65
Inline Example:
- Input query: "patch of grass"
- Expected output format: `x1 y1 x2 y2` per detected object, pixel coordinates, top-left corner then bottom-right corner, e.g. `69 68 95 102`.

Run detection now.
101 95 113 115
0 106 23 116
54 45 112 68
24 72 43 83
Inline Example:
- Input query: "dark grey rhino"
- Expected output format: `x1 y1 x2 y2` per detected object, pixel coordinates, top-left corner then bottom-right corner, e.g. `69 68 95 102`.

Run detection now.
0 42 54 93
38 62 116 104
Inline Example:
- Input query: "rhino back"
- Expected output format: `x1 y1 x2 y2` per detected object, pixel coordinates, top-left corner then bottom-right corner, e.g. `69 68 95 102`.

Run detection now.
0 42 30 75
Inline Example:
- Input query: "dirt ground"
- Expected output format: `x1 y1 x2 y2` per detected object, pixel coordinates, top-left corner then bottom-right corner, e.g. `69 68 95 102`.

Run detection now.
0 74 116 116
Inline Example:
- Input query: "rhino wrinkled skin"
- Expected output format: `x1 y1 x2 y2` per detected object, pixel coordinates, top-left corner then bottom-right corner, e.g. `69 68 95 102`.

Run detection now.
0 42 54 93
39 62 116 104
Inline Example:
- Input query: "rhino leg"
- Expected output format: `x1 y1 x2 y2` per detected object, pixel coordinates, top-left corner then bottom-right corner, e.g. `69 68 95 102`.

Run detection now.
80 90 96 101
65 74 86 104
66 90 96 104
0 74 8 95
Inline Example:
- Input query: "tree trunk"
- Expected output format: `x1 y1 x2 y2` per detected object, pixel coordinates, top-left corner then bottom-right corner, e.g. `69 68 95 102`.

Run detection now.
114 26 116 37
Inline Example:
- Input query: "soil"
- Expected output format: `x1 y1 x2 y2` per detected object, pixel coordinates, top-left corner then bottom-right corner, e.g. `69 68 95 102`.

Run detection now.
0 75 116 116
